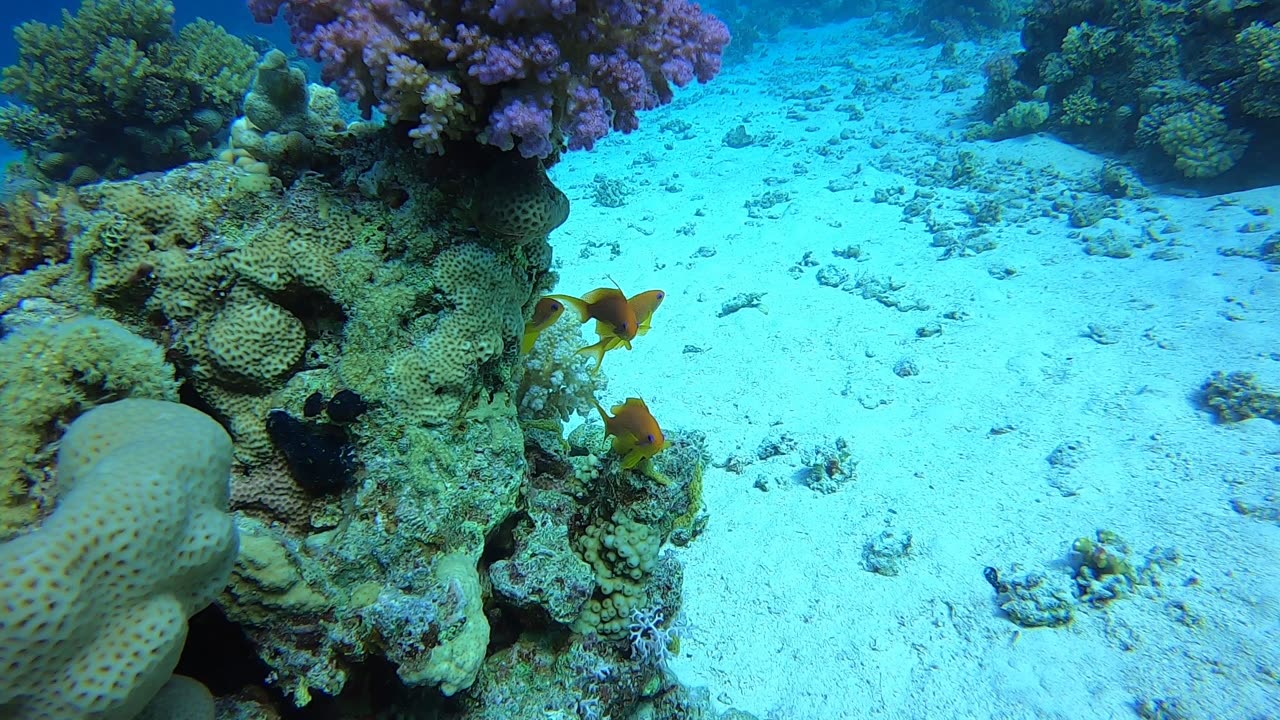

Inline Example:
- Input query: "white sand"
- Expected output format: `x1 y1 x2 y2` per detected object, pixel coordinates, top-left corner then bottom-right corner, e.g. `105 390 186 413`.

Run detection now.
550 18 1280 720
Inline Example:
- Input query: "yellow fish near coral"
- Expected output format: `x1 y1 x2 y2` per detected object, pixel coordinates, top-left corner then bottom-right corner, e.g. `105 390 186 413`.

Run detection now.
591 396 668 470
521 296 567 353
601 288 665 355
551 287 665 369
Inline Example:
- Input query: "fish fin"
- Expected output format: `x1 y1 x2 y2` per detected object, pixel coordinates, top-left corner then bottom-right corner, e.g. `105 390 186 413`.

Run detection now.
581 287 622 306
621 449 645 469
520 329 539 354
589 396 610 428
577 339 609 372
592 319 619 340
617 397 648 413
549 294 591 323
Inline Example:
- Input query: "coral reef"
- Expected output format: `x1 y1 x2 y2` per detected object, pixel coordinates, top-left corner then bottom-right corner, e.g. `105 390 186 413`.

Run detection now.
979 0 1280 180
248 0 731 157
0 0 739 712
0 0 258 184
0 146 547 700
0 130 730 715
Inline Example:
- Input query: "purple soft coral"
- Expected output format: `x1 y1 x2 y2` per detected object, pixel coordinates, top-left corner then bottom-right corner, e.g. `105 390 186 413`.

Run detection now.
249 0 730 158
480 89 556 158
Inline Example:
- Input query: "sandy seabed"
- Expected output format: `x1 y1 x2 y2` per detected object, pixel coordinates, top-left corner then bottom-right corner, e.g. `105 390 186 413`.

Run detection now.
549 17 1280 720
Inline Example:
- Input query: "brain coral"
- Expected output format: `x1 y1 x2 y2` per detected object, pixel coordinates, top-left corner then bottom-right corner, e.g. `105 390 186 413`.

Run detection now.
201 287 307 389
388 243 527 426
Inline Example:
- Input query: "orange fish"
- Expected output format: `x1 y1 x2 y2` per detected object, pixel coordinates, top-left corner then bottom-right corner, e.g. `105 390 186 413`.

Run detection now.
621 288 665 339
550 287 640 368
522 296 566 353
553 287 666 369
592 397 668 469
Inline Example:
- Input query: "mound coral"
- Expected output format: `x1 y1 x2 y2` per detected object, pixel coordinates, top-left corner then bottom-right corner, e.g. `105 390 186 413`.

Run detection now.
0 0 258 183
248 0 731 157
0 398 235 719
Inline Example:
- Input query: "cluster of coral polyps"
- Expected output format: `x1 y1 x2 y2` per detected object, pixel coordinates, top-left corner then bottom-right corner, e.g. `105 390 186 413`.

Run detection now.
249 0 730 157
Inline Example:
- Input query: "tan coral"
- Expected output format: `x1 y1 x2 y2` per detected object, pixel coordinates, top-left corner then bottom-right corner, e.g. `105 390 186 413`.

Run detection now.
201 287 306 389
75 181 212 251
0 188 73 275
472 163 569 243
229 453 315 529
385 243 525 426
149 250 233 321
196 384 275 463
231 223 340 293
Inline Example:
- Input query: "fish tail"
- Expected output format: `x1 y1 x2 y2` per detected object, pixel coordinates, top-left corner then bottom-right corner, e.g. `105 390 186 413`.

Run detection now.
548 294 590 323
589 395 609 426
577 339 609 372
520 329 539 354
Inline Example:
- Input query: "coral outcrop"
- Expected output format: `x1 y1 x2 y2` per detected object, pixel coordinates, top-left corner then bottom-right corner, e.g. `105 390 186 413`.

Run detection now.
248 0 731 157
0 0 258 184
978 0 1280 180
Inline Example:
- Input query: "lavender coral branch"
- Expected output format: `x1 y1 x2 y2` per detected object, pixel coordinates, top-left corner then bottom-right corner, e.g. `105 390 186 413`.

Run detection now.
248 0 730 158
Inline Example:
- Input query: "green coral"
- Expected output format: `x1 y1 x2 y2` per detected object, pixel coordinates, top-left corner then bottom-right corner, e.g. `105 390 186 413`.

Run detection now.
1072 530 1138 604
1059 86 1109 127
1202 371 1280 422
0 0 257 183
1060 22 1118 71
972 100 1050 139
1139 101 1250 178
0 315 178 539
1236 21 1280 118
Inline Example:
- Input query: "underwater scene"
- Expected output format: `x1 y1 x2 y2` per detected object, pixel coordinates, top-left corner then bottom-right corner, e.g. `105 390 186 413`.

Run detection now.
0 0 1277 718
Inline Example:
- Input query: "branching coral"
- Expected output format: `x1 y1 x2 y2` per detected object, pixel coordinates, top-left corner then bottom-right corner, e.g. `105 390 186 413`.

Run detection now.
248 0 731 158
0 0 257 183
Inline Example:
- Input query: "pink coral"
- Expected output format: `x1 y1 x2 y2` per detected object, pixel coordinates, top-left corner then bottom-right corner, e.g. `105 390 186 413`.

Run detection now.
249 0 730 157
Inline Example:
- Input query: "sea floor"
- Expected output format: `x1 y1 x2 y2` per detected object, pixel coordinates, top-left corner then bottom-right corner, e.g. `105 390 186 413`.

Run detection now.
549 17 1280 720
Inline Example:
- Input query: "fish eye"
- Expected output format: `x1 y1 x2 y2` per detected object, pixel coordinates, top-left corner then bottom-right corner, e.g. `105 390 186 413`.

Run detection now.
646 433 655 443
657 292 665 299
